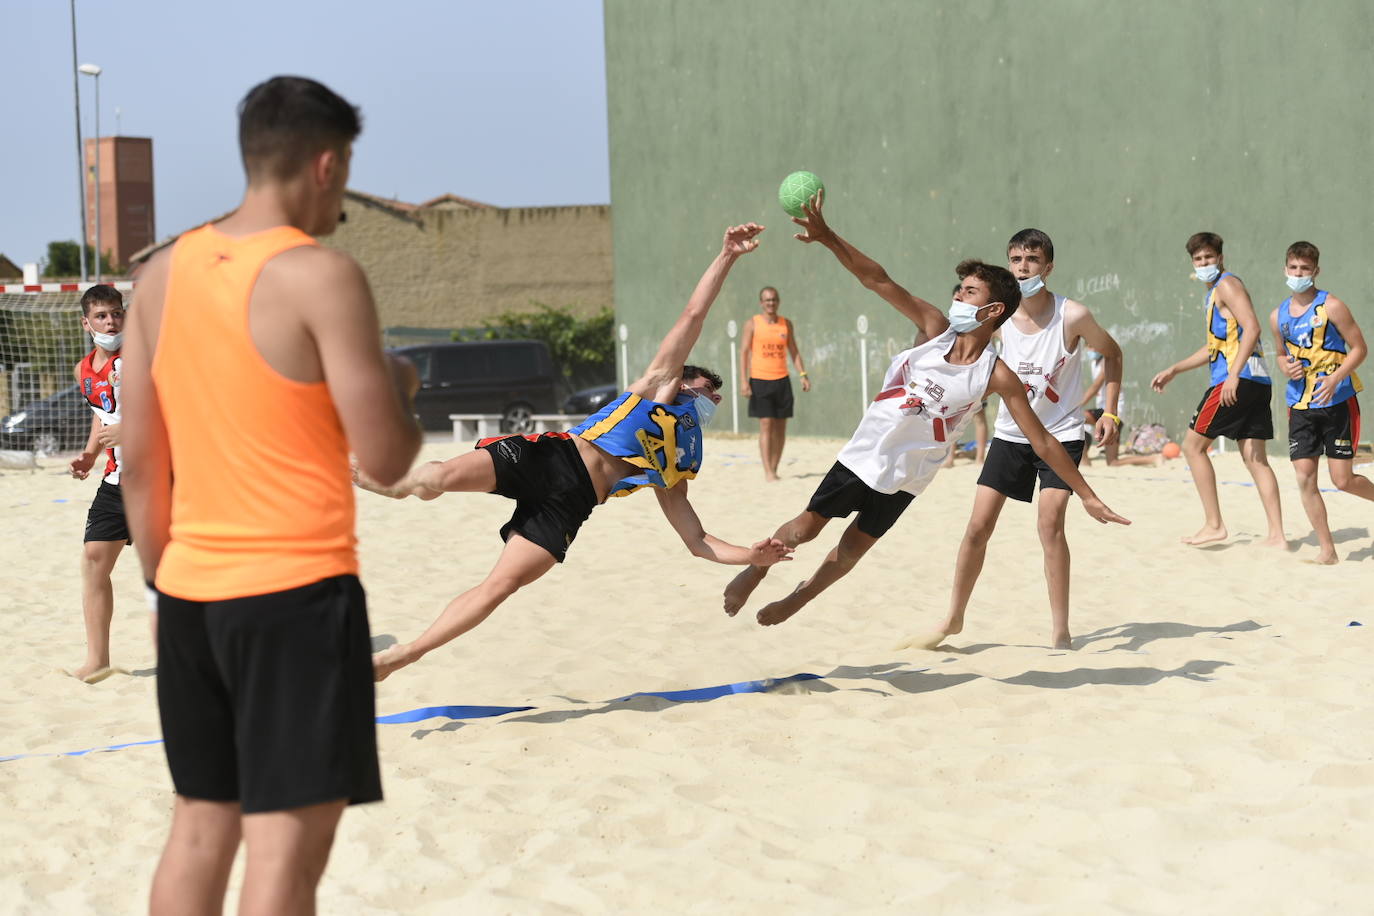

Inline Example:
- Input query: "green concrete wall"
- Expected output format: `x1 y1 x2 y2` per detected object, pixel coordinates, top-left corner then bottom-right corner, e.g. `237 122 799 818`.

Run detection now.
604 0 1374 444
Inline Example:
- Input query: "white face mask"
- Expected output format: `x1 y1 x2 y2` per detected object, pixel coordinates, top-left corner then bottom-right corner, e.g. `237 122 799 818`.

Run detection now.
1285 275 1314 293
90 329 123 351
1194 264 1222 283
948 300 987 334
1018 275 1045 297
692 394 717 427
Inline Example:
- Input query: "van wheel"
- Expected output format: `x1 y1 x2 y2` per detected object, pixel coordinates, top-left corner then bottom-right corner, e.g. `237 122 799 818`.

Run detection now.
501 402 535 434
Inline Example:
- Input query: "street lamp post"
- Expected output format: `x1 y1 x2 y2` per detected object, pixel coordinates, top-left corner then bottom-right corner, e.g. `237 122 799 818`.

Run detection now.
69 0 87 283
79 63 102 283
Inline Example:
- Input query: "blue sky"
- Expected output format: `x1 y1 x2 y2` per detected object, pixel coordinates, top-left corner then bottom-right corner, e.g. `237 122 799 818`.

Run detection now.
2 0 610 269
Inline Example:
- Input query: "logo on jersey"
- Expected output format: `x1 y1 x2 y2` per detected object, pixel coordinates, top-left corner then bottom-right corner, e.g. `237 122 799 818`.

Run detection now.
899 396 927 415
99 391 113 412
83 378 93 397
1017 361 1044 376
923 380 946 401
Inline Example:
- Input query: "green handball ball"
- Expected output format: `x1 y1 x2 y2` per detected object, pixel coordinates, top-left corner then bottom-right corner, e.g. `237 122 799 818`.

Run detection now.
778 171 824 218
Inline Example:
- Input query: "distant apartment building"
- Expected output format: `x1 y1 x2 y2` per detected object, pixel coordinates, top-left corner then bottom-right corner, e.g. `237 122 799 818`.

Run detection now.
85 136 155 269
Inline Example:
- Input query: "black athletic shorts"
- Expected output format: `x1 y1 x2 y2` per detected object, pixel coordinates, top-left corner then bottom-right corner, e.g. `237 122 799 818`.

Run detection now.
1289 398 1361 460
978 436 1085 503
748 376 794 419
805 461 915 538
84 479 131 544
478 432 598 562
1190 378 1274 441
156 575 382 814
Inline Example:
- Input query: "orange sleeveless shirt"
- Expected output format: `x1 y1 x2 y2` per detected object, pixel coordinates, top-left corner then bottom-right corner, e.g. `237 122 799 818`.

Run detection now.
152 224 358 601
749 315 790 380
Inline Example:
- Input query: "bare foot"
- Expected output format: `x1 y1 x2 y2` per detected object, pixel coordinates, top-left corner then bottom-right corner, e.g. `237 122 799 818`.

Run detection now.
1258 535 1291 551
1304 552 1339 565
894 630 950 651
757 583 808 626
372 644 414 682
1051 631 1074 650
67 664 117 684
1181 524 1228 546
763 474 780 483
723 566 767 617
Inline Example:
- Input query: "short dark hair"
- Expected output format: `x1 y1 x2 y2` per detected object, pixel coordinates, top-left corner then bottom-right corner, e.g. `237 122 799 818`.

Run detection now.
682 364 723 392
759 286 779 299
1286 240 1320 265
1007 228 1055 264
238 76 362 182
955 259 1021 329
1186 232 1224 256
80 284 124 316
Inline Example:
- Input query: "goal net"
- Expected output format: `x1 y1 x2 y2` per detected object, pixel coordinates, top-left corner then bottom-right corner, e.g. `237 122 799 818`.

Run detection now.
0 290 96 467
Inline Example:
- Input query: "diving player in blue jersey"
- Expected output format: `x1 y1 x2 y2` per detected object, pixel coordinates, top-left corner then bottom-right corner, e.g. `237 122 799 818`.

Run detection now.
1151 231 1286 548
357 223 792 680
1269 240 1372 565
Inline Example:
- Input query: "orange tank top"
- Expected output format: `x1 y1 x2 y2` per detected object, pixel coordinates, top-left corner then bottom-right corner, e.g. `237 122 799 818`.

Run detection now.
152 224 358 601
749 315 790 381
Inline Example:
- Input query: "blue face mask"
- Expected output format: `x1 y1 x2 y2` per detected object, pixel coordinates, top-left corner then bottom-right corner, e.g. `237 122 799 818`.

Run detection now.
1018 275 1045 297
692 393 717 427
948 300 988 334
1195 264 1222 283
1285 275 1314 293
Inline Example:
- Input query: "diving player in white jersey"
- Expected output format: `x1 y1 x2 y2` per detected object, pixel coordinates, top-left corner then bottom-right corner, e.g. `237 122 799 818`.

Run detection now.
722 196 1129 627
934 229 1125 650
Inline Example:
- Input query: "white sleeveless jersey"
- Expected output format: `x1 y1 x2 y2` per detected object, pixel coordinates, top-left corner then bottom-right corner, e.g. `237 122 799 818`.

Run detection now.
837 328 999 495
994 295 1086 444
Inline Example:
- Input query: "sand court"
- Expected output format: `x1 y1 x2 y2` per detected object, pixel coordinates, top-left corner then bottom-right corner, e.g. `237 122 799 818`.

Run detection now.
2 436 1372 912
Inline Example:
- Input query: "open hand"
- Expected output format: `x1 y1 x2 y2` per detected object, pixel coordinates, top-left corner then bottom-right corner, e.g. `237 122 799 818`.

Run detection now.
791 189 830 243
1150 368 1175 393
1220 377 1240 407
748 537 794 567
1093 414 1120 447
723 223 765 257
1082 497 1131 526
1311 374 1341 406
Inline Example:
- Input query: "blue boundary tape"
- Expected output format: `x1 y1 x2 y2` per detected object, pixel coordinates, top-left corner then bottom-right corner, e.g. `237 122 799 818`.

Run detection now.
2 672 825 763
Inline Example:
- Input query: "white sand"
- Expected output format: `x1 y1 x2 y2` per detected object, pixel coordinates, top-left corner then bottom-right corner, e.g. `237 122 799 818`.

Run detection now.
2 437 1372 913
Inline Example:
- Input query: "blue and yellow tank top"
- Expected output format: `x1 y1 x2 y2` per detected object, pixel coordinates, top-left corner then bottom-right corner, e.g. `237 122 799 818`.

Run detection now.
1206 272 1270 386
1278 290 1362 409
568 391 704 497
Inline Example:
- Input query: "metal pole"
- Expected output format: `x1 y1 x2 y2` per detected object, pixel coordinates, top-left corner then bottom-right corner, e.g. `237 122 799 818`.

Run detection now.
93 73 102 283
729 339 739 434
69 0 88 283
859 338 868 411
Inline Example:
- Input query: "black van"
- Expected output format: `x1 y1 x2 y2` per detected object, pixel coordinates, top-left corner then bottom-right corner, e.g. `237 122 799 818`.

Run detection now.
392 340 566 433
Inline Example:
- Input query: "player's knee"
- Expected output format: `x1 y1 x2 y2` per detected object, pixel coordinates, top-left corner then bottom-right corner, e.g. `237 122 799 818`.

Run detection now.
1331 468 1359 492
1036 514 1067 543
963 519 995 547
1294 467 1319 490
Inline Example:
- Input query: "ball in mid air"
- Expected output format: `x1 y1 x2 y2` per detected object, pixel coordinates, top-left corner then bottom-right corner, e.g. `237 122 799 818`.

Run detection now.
778 171 824 218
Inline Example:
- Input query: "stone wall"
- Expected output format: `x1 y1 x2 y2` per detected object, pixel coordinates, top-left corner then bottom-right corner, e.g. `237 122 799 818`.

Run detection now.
325 194 613 331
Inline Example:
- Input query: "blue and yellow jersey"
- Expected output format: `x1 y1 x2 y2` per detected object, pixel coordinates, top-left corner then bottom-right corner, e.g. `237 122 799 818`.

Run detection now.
1206 272 1271 386
1278 290 1363 409
568 391 704 497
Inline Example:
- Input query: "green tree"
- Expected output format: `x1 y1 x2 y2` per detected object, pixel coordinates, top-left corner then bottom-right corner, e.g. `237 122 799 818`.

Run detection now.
42 240 114 278
456 303 616 390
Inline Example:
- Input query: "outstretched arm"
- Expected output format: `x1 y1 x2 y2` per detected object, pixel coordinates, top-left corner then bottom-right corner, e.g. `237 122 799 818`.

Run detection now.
792 190 948 341
987 361 1130 526
631 223 764 403
1151 345 1209 392
654 482 794 565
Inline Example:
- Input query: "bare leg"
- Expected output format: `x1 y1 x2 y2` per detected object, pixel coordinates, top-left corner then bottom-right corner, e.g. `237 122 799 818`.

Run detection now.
1037 488 1074 649
239 799 348 916
1107 452 1164 468
149 797 242 916
1293 457 1336 564
373 533 558 680
770 417 789 479
1329 457 1374 501
723 510 828 616
1180 428 1228 544
1239 438 1286 549
758 417 779 481
935 485 1008 639
72 538 125 682
757 520 878 625
355 448 496 500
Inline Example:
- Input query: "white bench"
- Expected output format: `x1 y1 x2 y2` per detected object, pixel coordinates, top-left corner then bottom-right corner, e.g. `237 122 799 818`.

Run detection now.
449 413 502 441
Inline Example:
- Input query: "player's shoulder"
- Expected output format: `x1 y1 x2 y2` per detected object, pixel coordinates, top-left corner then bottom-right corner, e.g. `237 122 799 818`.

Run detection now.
268 243 363 281
1217 273 1250 295
1322 291 1351 312
1058 296 1093 322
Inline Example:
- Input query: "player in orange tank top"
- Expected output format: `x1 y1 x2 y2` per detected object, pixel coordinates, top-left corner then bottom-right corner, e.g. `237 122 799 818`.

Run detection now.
739 285 810 481
120 77 422 915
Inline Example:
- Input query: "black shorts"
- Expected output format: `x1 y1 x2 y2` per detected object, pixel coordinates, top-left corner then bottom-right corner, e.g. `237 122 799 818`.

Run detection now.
748 376 794 419
156 575 381 814
478 432 599 562
1190 378 1274 441
1289 398 1361 460
805 461 915 538
977 436 1085 503
84 479 131 544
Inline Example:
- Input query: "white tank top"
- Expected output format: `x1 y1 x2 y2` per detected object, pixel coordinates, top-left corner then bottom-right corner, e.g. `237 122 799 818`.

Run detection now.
837 328 999 495
994 295 1085 444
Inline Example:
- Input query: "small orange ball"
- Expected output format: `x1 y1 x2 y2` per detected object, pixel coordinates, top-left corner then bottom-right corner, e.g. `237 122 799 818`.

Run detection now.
1162 441 1181 459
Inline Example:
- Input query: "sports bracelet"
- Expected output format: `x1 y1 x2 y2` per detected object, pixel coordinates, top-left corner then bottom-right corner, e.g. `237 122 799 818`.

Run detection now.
1102 412 1123 426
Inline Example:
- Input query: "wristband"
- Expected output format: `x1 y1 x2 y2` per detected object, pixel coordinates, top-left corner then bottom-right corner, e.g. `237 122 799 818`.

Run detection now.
1102 412 1123 426
799 371 809 377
